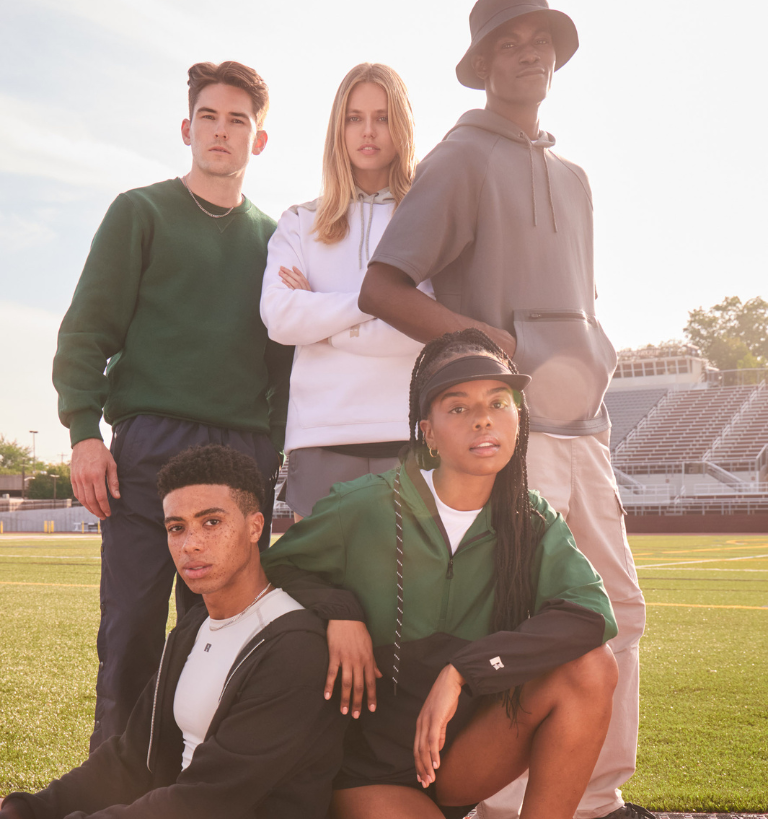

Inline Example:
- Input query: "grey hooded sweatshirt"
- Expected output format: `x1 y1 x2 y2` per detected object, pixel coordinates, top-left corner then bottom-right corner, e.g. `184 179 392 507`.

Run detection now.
370 108 617 436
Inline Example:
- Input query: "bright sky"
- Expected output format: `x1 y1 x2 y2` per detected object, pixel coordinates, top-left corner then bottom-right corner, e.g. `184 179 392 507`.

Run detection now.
1 0 766 463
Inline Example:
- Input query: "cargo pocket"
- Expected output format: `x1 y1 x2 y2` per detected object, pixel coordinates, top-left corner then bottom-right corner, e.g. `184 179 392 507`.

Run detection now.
614 487 638 583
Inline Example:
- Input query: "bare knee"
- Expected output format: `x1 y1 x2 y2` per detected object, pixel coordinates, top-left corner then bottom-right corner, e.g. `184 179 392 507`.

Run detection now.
559 644 618 700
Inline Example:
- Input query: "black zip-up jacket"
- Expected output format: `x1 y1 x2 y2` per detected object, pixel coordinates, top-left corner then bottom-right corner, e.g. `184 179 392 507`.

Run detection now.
1 604 345 819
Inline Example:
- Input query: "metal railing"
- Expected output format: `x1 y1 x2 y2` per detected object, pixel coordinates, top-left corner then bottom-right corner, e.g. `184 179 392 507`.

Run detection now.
0 498 76 512
704 379 766 460
618 485 675 504
613 467 644 488
691 482 767 496
613 391 671 454
625 496 768 515
758 444 768 479
703 461 748 488
703 402 751 459
705 368 768 388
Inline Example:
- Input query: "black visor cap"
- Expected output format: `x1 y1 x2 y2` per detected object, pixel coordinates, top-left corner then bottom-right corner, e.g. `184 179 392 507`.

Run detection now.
419 355 532 417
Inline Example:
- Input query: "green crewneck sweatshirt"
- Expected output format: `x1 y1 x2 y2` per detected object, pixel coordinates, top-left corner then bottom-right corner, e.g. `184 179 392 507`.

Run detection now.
53 178 293 450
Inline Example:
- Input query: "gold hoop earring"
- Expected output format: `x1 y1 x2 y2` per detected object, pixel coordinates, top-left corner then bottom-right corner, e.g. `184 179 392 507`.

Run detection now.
428 447 439 459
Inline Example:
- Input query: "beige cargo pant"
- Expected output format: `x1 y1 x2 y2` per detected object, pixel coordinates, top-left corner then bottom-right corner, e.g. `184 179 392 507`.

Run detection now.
478 429 646 819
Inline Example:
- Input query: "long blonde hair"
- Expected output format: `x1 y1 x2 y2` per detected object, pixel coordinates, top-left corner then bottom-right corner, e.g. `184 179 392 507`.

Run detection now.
314 63 416 245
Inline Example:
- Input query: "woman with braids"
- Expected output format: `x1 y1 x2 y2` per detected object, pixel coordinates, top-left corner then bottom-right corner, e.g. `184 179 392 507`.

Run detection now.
260 63 431 522
261 329 619 819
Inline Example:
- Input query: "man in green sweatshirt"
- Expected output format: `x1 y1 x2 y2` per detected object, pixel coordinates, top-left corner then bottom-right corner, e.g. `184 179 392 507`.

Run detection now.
52 60 293 751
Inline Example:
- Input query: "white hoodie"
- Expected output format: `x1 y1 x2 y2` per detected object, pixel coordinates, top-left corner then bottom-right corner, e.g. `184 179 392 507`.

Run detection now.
261 189 432 453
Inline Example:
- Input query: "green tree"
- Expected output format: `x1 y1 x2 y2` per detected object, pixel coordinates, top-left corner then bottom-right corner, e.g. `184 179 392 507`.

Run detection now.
685 296 768 370
26 464 74 500
0 435 32 474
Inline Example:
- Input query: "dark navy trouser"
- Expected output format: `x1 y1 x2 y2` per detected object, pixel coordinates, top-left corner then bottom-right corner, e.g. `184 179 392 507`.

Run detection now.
91 414 279 751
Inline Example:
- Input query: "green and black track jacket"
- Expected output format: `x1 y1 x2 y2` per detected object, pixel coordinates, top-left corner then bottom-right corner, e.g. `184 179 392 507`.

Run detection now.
262 455 617 787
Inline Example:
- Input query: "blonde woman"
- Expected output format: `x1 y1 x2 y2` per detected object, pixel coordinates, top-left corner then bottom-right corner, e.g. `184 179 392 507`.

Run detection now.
261 63 431 521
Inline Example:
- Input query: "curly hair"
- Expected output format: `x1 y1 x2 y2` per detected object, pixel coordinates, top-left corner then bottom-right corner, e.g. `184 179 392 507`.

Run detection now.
157 444 265 517
408 329 543 718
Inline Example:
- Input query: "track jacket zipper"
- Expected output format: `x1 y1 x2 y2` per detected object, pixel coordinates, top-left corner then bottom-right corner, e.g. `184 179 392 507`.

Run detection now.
146 626 273 771
218 639 266 703
147 633 172 772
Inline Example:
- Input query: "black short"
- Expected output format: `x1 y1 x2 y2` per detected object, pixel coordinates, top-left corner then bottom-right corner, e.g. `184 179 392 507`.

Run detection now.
334 776 476 819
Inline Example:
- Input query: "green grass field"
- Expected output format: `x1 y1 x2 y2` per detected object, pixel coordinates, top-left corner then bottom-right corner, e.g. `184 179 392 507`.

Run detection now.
623 535 768 812
0 533 766 811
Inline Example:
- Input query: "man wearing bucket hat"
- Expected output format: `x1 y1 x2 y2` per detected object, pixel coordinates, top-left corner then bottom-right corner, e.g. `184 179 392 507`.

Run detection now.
359 2 649 818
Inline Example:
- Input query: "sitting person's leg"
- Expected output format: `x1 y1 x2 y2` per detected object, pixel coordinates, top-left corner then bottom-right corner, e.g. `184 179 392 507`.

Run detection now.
438 645 618 815
1 443 344 819
332 784 444 819
331 645 617 819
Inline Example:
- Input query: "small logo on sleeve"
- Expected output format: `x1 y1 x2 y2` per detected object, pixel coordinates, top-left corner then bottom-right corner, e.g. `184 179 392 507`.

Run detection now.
490 656 504 670
204 644 212 653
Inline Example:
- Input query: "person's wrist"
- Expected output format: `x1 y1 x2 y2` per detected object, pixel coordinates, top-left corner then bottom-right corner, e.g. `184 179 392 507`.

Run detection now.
73 437 105 450
446 664 466 688
69 411 104 447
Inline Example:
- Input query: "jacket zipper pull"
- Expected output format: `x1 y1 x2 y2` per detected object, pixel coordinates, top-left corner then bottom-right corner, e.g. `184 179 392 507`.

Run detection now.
446 557 454 580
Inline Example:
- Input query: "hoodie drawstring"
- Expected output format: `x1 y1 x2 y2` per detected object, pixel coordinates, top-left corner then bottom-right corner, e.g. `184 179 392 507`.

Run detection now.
357 193 379 269
542 150 558 233
528 141 538 228
527 138 558 232
364 198 375 263
357 193 366 269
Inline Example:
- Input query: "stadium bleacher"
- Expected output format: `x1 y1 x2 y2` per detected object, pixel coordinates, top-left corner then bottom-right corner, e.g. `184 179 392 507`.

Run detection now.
273 459 292 519
612 385 757 471
709 384 768 471
604 388 668 451
605 344 768 518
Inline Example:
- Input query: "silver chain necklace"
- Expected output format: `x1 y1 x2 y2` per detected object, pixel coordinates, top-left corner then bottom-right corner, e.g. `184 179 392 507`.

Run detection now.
208 582 272 631
181 174 242 219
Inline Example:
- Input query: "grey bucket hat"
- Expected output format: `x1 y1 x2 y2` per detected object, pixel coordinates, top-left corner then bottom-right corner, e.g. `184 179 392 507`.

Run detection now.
456 0 579 89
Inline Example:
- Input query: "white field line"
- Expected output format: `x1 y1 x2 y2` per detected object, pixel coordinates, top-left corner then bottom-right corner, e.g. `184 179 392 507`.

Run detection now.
637 567 768 572
637 554 768 569
0 554 100 560
0 534 100 540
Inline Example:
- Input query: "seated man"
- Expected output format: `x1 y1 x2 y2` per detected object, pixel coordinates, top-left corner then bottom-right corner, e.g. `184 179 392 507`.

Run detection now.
0 445 345 819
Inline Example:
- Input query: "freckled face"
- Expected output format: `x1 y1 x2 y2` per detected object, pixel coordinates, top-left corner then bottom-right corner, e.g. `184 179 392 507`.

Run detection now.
163 484 263 598
419 380 520 478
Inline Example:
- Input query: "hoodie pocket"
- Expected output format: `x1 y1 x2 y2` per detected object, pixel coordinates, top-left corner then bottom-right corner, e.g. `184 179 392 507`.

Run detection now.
512 308 617 428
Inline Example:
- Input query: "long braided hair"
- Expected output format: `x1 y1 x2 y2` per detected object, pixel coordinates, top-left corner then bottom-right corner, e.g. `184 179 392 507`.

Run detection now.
408 329 543 717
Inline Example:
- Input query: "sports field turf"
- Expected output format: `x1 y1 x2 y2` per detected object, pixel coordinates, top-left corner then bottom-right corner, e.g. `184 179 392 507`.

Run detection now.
0 533 766 811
